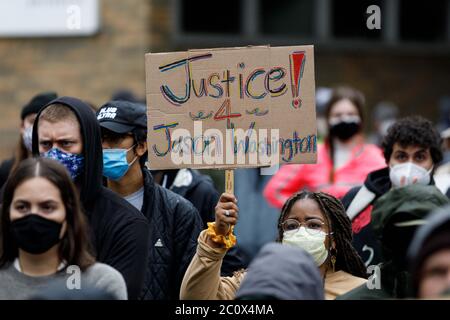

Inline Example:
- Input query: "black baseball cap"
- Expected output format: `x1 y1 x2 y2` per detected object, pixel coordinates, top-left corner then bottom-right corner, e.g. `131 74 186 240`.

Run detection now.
97 100 147 134
21 91 58 120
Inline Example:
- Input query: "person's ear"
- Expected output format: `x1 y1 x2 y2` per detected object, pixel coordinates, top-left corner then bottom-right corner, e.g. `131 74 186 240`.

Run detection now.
20 121 25 134
136 141 147 157
327 236 336 250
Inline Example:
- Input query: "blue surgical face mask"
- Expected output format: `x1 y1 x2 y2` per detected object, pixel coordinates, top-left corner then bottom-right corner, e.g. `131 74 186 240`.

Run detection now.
102 145 137 181
42 148 84 179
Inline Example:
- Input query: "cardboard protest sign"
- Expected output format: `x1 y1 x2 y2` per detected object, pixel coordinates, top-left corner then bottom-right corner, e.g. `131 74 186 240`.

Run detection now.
145 45 317 170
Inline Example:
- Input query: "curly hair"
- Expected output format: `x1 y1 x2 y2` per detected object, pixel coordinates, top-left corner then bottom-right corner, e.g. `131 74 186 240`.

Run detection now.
277 191 367 279
381 115 443 164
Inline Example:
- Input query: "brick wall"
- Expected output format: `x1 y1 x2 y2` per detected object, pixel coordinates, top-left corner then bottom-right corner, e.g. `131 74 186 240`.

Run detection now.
0 0 153 160
1 0 449 162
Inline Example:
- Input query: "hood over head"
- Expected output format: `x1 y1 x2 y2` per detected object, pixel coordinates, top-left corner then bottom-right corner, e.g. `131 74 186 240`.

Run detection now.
371 184 449 268
235 242 324 300
32 96 103 208
408 205 450 297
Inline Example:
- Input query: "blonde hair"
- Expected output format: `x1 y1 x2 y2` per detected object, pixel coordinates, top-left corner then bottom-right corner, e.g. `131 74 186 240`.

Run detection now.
39 103 78 125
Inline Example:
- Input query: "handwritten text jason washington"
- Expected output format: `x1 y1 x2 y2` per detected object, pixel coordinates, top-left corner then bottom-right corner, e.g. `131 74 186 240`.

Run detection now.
151 121 316 166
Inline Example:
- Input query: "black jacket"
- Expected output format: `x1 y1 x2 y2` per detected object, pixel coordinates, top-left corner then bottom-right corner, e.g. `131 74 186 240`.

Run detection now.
160 169 248 276
140 169 202 300
169 169 218 228
0 158 13 190
341 167 391 266
32 97 150 300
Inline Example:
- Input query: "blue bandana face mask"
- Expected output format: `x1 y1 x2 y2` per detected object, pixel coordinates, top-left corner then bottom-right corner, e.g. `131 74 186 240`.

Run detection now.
102 145 137 181
42 148 84 180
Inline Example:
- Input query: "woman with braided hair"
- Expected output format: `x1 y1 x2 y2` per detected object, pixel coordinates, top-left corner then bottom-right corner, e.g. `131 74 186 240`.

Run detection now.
180 191 367 300
278 191 367 280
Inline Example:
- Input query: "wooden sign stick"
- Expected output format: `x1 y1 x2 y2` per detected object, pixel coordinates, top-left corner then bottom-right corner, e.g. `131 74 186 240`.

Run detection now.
225 169 234 194
224 169 235 236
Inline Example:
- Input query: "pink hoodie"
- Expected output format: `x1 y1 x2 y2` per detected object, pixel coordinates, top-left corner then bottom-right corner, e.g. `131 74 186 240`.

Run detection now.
264 142 386 208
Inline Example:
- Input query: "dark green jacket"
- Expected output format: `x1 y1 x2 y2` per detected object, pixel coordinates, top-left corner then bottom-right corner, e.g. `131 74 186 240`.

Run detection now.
338 184 449 300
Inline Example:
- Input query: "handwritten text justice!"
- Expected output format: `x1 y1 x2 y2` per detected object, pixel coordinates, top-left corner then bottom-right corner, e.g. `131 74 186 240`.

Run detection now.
149 50 316 164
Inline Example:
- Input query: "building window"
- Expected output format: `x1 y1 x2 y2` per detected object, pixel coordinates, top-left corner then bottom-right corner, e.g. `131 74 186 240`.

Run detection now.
332 0 382 40
173 0 450 50
180 0 241 34
260 0 314 37
399 0 447 42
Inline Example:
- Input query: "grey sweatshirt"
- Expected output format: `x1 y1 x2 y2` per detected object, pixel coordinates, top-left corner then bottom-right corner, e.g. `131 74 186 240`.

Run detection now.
0 261 127 300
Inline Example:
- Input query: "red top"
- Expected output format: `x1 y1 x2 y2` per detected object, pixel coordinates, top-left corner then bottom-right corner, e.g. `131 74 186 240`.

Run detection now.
264 142 386 208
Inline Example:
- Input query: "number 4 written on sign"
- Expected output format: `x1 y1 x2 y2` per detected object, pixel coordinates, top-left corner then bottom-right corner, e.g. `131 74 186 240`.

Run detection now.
213 99 242 129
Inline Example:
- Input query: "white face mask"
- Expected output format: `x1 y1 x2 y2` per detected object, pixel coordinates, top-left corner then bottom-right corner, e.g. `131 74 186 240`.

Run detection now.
22 125 33 152
378 119 395 136
389 162 433 188
282 227 329 266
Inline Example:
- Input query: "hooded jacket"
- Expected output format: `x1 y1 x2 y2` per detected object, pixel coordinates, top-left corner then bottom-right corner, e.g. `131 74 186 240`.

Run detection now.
235 242 324 300
338 184 449 299
140 169 202 300
32 97 150 300
341 167 391 266
342 167 445 267
156 168 247 277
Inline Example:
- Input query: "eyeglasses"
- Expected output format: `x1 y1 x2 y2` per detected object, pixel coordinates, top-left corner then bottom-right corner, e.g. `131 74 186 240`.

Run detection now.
281 218 332 236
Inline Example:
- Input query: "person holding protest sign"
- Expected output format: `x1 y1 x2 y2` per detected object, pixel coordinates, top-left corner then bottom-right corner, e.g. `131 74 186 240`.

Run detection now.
0 158 127 300
0 92 57 189
152 168 248 276
264 86 385 206
96 100 203 300
29 96 149 300
180 190 367 300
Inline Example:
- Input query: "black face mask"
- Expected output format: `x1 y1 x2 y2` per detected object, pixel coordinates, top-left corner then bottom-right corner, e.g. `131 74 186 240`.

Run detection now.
10 214 63 254
329 120 361 142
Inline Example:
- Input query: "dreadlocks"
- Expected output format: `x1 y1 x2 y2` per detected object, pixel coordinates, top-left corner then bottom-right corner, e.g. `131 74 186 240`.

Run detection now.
277 190 367 279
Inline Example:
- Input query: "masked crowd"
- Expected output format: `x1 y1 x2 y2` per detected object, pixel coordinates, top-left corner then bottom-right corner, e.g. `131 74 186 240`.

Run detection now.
0 86 449 300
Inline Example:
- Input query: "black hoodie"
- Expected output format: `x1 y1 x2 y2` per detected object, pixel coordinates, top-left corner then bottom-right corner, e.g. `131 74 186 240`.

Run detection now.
32 97 149 300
